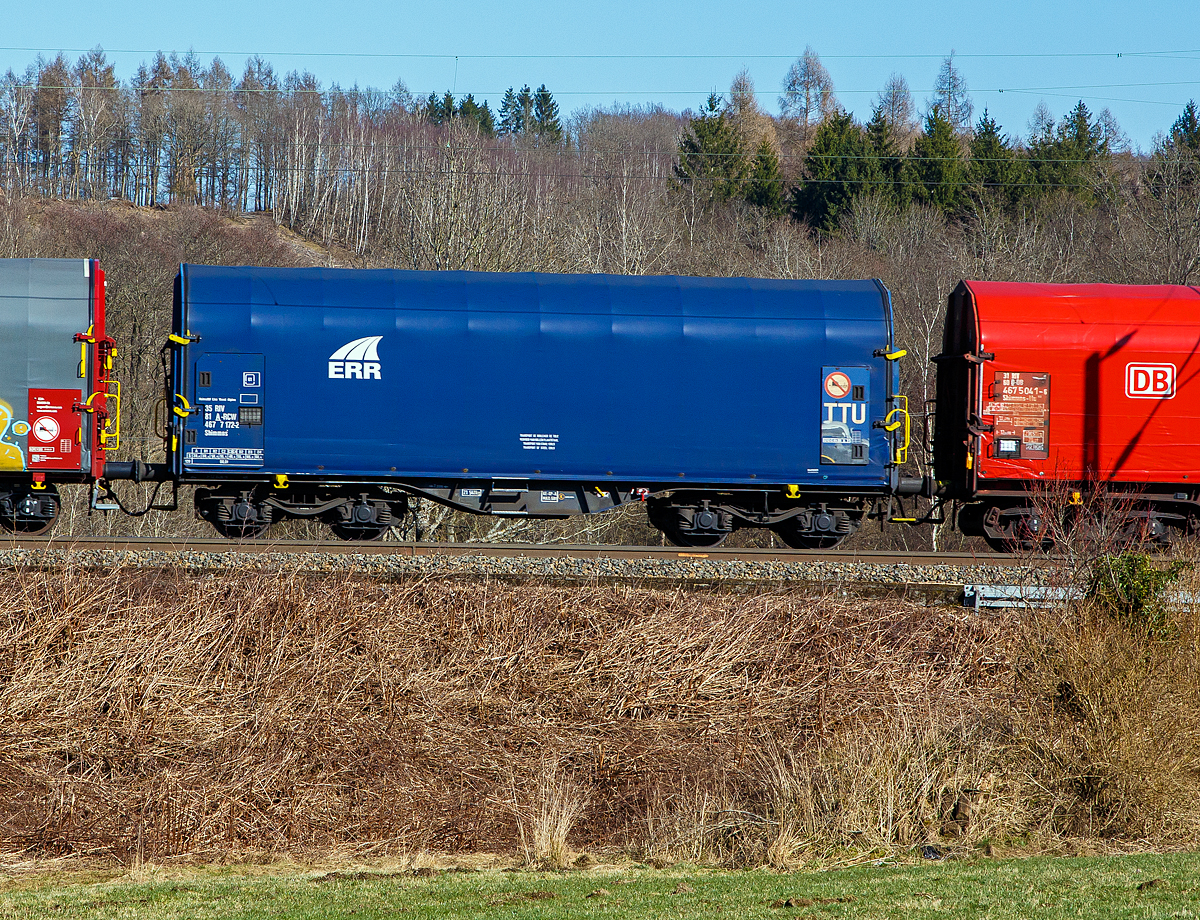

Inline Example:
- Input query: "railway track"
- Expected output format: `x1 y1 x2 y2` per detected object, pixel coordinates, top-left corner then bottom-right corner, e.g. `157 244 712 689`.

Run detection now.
0 535 1023 567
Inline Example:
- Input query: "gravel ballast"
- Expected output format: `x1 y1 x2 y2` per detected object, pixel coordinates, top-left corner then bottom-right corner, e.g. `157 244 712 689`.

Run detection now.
0 545 1047 600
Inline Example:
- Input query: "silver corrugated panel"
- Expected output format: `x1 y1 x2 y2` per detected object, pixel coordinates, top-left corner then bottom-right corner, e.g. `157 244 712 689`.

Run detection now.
0 259 90 472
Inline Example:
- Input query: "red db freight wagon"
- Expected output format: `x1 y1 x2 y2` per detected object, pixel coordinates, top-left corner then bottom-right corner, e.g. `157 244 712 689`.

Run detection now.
934 280 1200 548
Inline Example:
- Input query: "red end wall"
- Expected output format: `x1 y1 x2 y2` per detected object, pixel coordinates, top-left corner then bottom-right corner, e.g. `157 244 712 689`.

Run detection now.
90 262 107 480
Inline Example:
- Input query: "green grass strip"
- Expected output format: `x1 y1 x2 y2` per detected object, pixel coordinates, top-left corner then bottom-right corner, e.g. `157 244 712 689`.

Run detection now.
1 853 1198 919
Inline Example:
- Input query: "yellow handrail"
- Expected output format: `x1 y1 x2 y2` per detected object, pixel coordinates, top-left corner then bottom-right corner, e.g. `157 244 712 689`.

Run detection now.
99 379 120 450
78 324 93 378
883 396 911 465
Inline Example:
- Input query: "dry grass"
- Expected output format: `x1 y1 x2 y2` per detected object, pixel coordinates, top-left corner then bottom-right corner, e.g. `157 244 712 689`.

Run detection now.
0 563 1197 865
1014 598 1200 843
497 760 591 869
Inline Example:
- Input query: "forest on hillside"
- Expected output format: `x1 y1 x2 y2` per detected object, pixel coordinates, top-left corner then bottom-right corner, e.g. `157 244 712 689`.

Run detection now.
2 47 1200 544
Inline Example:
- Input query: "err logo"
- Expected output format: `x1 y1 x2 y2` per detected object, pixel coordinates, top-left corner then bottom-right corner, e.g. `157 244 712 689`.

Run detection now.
1125 362 1175 399
329 336 383 379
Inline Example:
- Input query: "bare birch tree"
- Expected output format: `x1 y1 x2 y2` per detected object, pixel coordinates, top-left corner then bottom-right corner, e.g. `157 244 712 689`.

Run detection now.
0 67 36 193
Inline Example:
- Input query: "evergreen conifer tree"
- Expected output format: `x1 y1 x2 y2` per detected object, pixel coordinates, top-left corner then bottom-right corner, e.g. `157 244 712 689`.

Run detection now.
425 91 458 125
1171 100 1200 151
790 110 875 227
673 93 748 205
910 107 968 213
457 94 495 136
745 138 785 214
865 105 906 207
517 85 535 134
423 91 444 124
478 99 495 136
532 84 563 144
1144 101 1200 250
1059 100 1108 158
1026 99 1109 203
498 87 520 136
967 109 1023 206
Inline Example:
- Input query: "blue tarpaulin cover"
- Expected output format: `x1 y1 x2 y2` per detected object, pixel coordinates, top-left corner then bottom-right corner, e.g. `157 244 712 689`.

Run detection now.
176 265 894 487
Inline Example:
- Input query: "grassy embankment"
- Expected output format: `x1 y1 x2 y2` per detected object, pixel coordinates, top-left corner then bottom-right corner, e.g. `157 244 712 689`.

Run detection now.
1 553 1199 866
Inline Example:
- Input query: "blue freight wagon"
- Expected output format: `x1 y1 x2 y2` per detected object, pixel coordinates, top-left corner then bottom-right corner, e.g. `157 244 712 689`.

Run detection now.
162 265 912 545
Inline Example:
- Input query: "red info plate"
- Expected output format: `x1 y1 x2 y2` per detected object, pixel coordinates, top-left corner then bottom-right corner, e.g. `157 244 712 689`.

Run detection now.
27 388 81 471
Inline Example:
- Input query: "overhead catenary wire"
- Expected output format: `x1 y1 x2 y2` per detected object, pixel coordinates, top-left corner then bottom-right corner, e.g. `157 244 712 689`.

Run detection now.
2 45 1199 60
6 133 1127 166
46 159 1114 191
2 47 1188 202
0 133 1151 179
9 81 1200 100
2 41 1194 170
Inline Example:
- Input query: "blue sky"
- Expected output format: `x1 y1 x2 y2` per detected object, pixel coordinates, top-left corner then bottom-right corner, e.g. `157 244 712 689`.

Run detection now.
4 0 1199 149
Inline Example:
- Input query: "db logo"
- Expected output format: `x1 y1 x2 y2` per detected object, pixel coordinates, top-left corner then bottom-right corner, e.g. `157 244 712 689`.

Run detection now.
1125 363 1176 399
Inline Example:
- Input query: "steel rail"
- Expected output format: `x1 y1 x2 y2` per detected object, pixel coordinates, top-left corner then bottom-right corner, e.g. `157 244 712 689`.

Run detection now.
0 535 1023 567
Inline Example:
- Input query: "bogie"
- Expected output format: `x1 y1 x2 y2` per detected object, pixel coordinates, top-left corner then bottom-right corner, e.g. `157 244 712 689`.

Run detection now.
771 506 859 549
647 498 734 547
196 487 408 541
960 497 1187 553
647 493 867 550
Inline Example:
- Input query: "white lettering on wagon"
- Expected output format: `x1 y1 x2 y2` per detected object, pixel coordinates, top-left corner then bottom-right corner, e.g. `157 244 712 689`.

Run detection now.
520 433 559 450
822 402 869 425
328 336 383 379
186 447 264 463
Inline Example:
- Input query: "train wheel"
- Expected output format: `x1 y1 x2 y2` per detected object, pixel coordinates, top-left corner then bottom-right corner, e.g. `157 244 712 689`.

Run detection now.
983 534 1018 553
658 523 728 548
771 510 854 550
0 485 60 536
328 498 405 541
211 519 271 540
773 531 847 550
1114 510 1175 550
979 505 1058 553
646 499 730 547
197 491 273 540
329 522 388 541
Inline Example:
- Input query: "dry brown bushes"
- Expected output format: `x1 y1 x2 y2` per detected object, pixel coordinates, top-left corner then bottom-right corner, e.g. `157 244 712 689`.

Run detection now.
1015 595 1200 844
0 565 1197 865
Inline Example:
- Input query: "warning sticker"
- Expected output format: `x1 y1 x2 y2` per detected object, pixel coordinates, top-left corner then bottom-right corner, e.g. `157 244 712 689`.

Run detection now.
27 389 81 470
820 366 870 465
31 416 60 443
983 372 1050 460
823 370 852 399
